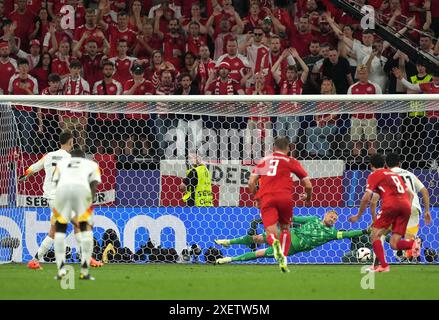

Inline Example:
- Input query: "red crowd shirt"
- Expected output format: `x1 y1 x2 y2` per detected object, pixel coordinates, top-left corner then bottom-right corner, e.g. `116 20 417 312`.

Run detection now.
26 0 44 15
92 79 123 121
8 74 39 111
135 34 162 59
8 9 36 49
246 86 274 122
216 54 250 83
196 59 216 93
43 30 72 52
80 53 105 89
278 78 303 114
0 58 17 94
59 76 90 118
213 12 237 36
242 13 265 34
108 56 137 84
163 33 186 70
48 0 68 15
366 168 411 208
73 26 105 53
289 29 313 57
419 82 439 117
348 81 382 119
30 67 50 94
252 152 308 199
261 52 294 88
52 57 71 77
279 78 303 95
186 34 208 57
123 78 155 119
107 24 137 57
206 77 242 95
40 87 61 116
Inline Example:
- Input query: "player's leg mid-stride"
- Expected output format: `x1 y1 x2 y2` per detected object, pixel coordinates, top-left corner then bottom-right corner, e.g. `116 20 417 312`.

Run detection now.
267 224 290 273
27 222 103 270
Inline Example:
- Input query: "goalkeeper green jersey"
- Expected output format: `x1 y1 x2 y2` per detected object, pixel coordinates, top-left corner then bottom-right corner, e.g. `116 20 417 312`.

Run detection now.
262 216 364 254
291 216 364 253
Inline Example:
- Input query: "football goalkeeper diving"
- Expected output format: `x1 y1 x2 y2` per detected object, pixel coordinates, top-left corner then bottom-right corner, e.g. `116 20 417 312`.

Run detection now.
215 210 370 264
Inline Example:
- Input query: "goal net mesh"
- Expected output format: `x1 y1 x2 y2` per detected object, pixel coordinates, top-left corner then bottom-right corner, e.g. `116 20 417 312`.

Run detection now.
1 97 438 264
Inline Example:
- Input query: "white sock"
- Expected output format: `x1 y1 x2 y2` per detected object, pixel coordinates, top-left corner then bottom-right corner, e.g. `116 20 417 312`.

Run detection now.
35 236 54 260
80 231 93 276
54 232 66 271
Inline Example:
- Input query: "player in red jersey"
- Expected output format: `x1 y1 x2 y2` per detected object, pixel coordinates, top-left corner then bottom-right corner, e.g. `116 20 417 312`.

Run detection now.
248 137 312 272
349 154 419 273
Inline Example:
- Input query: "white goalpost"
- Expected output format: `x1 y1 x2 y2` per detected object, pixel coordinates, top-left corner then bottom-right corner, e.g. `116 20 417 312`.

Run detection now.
0 95 438 265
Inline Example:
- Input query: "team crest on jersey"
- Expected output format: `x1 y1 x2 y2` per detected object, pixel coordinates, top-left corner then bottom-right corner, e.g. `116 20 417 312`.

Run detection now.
367 87 373 92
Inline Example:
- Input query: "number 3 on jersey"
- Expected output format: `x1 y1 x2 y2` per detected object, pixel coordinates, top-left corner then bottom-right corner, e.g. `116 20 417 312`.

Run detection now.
391 176 405 194
267 160 279 176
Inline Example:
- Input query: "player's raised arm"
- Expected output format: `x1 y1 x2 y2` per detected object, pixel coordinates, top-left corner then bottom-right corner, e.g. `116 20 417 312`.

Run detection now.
19 155 46 181
338 229 369 239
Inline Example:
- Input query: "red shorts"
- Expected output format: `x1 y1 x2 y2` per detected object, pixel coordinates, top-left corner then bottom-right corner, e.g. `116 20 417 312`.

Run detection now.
373 201 411 236
259 194 293 228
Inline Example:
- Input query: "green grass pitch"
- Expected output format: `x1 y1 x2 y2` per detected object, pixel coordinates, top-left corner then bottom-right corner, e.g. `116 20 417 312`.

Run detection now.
0 264 438 300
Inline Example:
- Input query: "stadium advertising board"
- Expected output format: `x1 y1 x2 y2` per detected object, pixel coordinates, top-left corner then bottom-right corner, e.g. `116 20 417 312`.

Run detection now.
1 207 437 264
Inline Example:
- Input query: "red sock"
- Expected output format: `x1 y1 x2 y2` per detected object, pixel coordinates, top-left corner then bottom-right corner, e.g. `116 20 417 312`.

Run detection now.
396 239 414 250
372 240 388 268
266 233 276 246
280 229 291 256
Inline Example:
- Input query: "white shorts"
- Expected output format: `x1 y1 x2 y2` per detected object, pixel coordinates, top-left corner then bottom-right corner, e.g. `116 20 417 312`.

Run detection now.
53 184 93 225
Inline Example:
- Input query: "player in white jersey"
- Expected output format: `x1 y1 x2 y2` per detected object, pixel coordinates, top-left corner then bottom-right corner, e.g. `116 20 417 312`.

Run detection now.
20 132 103 269
53 149 102 280
385 153 431 242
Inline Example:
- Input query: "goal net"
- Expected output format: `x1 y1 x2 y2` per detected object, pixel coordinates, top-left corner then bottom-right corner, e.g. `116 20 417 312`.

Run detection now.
1 95 438 264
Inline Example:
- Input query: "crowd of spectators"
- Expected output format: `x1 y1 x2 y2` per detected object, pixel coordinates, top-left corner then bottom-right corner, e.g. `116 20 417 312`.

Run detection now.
0 0 438 167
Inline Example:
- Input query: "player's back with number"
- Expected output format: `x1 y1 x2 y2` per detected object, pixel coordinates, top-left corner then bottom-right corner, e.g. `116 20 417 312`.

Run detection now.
366 168 410 208
55 157 101 191
53 155 101 223
42 150 71 198
254 152 308 199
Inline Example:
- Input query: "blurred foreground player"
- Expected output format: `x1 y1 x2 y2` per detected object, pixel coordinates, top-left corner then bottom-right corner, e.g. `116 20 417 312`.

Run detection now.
248 137 312 272
52 149 102 280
